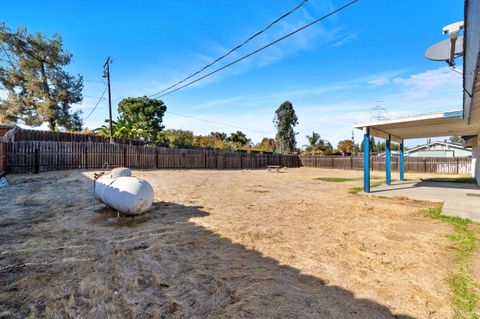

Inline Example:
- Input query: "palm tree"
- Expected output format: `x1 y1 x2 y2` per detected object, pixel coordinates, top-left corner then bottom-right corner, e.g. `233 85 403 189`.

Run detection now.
305 132 321 149
304 132 332 154
94 117 148 140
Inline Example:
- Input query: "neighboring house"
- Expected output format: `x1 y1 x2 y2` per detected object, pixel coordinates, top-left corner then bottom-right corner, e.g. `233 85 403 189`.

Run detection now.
406 141 471 157
378 141 471 157
0 124 15 137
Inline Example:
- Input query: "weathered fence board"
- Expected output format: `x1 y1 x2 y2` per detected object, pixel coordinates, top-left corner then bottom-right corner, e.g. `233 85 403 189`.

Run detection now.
4 141 471 175
11 127 147 145
6 141 300 174
0 142 7 175
300 155 472 174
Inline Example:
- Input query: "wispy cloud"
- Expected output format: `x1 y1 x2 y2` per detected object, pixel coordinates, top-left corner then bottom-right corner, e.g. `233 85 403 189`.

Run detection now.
329 32 358 47
135 3 359 95
164 66 463 148
392 66 462 99
368 76 390 87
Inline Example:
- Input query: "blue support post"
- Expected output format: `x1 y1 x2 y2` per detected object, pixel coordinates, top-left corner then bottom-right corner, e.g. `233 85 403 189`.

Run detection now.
363 127 370 192
386 136 391 185
399 140 405 181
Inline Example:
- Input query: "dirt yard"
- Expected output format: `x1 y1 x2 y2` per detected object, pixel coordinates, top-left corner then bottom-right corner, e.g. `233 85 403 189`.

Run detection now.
0 168 475 318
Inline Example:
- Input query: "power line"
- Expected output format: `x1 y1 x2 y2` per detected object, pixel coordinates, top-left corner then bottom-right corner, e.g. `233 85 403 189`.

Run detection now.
150 0 358 98
83 85 107 121
166 110 271 135
83 79 105 83
83 95 106 99
151 0 310 97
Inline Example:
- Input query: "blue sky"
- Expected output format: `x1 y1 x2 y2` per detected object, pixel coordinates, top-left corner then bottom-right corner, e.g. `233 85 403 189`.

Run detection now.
2 0 464 147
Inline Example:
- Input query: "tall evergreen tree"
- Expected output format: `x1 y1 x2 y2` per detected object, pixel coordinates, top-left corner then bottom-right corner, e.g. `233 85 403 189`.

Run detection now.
0 23 83 130
274 101 298 153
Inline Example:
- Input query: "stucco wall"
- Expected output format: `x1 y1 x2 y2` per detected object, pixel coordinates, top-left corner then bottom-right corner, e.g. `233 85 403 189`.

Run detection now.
474 137 480 185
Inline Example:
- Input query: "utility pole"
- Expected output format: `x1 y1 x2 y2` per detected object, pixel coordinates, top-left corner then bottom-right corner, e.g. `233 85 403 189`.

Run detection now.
103 57 113 143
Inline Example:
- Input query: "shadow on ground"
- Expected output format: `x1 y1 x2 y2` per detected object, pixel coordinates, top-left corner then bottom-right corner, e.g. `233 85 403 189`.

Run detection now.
0 176 413 318
370 180 480 193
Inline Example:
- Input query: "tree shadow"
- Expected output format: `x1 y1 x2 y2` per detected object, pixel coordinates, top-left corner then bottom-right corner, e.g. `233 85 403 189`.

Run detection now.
1 199 415 318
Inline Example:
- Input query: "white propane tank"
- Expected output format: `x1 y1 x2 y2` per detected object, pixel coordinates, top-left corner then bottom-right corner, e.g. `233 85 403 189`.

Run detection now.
95 175 154 215
111 167 132 178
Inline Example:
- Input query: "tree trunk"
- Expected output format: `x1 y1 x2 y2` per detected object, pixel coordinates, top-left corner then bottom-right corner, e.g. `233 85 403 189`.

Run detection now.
40 62 55 131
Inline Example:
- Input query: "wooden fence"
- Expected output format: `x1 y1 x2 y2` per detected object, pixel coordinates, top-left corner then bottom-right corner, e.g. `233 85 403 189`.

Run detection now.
3 141 473 175
6 141 301 174
300 155 472 174
10 127 147 146
0 142 7 176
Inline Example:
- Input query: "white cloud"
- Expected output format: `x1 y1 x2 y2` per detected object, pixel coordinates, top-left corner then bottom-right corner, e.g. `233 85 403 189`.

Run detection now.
368 76 390 87
162 66 463 149
392 66 462 99
329 32 358 47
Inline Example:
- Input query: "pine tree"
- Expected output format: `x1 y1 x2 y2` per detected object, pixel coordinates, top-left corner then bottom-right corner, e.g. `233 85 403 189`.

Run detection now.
0 23 83 130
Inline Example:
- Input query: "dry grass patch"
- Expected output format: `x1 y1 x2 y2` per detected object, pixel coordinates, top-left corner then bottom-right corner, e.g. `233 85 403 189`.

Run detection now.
0 168 469 318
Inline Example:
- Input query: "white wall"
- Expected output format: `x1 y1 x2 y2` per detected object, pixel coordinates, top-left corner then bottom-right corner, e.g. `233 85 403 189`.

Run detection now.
473 136 480 184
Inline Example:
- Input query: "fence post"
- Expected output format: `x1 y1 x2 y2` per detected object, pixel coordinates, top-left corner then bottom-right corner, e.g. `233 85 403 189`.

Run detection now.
205 151 207 169
123 148 127 167
456 157 459 174
350 156 353 170
424 158 427 173
0 142 7 175
156 149 159 169
331 157 334 168
34 148 40 174
183 152 186 169
240 153 243 169
84 146 88 169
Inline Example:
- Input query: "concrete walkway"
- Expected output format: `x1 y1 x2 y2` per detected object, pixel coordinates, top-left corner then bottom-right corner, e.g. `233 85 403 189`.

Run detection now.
369 181 480 222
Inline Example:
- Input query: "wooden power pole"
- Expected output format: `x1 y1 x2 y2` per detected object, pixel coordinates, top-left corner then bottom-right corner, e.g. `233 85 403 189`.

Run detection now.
103 57 113 143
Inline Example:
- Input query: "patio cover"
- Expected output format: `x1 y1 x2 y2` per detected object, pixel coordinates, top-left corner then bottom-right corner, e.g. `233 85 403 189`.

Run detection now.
353 110 478 143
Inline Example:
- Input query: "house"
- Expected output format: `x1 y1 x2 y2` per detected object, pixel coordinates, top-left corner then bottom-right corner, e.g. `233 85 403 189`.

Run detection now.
377 141 472 157
354 0 480 189
406 141 471 157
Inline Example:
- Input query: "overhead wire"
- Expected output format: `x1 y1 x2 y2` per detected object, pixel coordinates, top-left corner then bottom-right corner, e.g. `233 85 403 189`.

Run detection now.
83 79 105 83
151 0 310 96
166 111 271 135
150 0 358 98
83 85 108 121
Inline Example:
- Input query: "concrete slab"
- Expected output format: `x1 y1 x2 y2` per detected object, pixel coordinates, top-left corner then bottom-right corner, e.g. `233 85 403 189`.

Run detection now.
369 181 480 222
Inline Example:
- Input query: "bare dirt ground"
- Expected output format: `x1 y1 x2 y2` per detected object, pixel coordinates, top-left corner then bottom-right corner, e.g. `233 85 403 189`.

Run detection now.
0 168 474 318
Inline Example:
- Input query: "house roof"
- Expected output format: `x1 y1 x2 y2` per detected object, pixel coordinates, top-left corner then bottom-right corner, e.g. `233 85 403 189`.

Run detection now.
0 124 16 129
406 141 471 153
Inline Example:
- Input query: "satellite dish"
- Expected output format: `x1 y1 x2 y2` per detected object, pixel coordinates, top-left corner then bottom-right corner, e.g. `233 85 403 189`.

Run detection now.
425 36 464 62
425 20 464 70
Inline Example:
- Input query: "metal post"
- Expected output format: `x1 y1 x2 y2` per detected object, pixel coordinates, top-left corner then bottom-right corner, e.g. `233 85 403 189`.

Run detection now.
386 136 391 185
363 127 370 192
400 140 405 181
